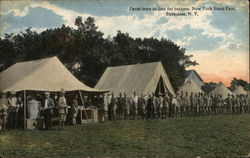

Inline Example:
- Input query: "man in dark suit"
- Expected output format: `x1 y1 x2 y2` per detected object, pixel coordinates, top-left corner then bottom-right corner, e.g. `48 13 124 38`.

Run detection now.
42 92 55 130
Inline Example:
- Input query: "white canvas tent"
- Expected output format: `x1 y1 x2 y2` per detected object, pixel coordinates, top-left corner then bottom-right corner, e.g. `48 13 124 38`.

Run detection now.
209 82 232 99
183 70 204 87
233 85 247 95
0 56 106 92
0 56 107 129
178 79 203 95
95 61 175 97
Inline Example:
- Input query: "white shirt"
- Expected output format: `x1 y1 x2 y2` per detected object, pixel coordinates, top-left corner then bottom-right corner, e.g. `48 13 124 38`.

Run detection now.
107 96 112 105
104 96 108 111
8 97 18 107
132 95 138 104
44 99 48 109
172 98 178 106
58 97 67 107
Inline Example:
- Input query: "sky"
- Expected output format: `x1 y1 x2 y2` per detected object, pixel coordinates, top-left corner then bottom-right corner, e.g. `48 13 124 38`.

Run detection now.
0 0 249 86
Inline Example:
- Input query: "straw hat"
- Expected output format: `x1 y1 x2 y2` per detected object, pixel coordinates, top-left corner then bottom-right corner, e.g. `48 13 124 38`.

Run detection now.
44 92 50 95
60 89 65 94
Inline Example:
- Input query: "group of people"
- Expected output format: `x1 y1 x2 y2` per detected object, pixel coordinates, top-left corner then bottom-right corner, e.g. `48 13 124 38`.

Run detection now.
1 89 249 132
39 90 68 130
0 89 68 132
0 91 21 132
100 91 250 120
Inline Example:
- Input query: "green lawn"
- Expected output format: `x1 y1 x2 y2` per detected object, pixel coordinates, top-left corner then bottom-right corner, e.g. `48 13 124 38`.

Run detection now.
1 114 250 158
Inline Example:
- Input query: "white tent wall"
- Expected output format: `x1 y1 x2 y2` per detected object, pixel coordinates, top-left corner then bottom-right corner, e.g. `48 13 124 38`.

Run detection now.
184 70 204 88
178 79 203 95
233 85 248 95
95 62 176 97
209 82 233 99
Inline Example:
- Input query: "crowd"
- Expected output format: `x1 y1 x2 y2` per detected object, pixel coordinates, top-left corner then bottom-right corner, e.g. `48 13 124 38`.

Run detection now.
0 89 69 132
0 89 249 133
101 91 250 120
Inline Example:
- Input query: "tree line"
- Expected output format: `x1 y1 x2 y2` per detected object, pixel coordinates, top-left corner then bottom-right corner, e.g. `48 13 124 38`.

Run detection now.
0 16 248 91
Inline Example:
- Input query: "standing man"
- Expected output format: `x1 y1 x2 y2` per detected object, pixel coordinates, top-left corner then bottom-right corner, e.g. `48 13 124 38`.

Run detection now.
103 94 108 121
123 92 130 120
207 94 213 115
151 92 159 119
235 95 241 114
184 92 190 117
179 91 184 117
8 91 19 129
171 96 178 117
138 93 146 119
146 94 152 119
211 94 216 115
190 92 195 116
218 95 224 114
110 92 117 120
158 93 164 119
117 93 123 120
42 92 55 130
231 95 236 114
70 95 79 124
107 93 112 120
177 93 183 117
245 94 249 113
198 93 204 116
162 92 170 119
0 91 8 132
239 95 245 114
194 93 199 116
132 91 138 120
58 89 67 130
225 94 232 114
203 94 209 115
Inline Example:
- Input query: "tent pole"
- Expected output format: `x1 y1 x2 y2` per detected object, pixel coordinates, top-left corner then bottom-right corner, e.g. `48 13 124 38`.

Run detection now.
24 90 27 130
159 77 161 94
78 90 88 122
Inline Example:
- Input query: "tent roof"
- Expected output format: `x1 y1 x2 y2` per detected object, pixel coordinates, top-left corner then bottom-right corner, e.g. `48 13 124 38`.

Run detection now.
178 79 203 94
0 56 106 92
209 82 232 99
183 70 204 87
233 85 247 95
184 70 203 82
95 61 175 97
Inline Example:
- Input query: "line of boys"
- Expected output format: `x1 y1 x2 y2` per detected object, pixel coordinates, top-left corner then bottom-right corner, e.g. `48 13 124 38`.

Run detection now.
102 91 250 120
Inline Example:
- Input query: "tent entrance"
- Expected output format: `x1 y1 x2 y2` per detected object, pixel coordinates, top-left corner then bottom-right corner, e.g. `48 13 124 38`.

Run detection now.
155 76 167 95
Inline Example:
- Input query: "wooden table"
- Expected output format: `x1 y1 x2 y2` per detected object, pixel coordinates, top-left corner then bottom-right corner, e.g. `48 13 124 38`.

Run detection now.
76 108 99 124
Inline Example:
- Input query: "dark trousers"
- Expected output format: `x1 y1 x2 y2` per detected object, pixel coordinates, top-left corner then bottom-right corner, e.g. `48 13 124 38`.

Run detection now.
9 112 18 129
42 109 53 130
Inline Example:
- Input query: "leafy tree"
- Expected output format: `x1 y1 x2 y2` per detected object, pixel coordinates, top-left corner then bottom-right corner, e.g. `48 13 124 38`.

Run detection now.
229 78 250 91
0 16 198 90
201 82 217 93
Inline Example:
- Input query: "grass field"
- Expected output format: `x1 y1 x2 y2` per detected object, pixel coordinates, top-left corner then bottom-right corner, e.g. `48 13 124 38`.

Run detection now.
0 114 250 158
